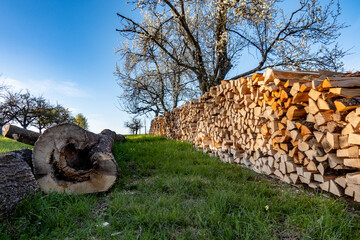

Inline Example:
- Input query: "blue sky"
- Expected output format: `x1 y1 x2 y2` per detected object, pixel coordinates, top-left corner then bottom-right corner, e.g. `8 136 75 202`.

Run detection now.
0 1 359 134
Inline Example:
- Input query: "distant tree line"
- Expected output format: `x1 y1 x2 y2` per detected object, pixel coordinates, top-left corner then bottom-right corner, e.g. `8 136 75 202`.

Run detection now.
0 81 89 134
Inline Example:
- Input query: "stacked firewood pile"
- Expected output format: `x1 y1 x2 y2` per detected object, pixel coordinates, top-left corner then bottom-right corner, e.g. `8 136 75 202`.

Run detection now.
150 68 360 202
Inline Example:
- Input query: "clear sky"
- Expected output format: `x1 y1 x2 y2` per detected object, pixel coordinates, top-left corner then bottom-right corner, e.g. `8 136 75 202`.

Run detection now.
0 1 359 134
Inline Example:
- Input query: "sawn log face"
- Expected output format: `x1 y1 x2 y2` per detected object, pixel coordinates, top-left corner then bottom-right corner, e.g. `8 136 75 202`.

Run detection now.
32 124 119 194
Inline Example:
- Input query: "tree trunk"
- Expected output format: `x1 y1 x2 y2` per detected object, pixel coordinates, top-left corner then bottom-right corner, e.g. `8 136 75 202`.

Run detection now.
4 124 40 145
0 149 39 220
32 124 120 194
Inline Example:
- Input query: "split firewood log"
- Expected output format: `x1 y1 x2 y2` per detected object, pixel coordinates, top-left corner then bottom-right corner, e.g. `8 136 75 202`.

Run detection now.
4 124 40 145
263 68 319 83
0 149 39 220
150 68 360 202
32 124 120 194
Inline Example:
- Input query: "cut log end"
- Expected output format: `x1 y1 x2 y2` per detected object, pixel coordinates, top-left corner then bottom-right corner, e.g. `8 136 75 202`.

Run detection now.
33 124 119 194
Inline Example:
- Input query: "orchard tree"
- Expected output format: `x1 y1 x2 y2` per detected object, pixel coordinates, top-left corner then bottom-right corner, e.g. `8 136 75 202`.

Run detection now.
0 92 16 134
125 117 143 135
31 97 55 133
0 105 13 134
31 100 74 133
116 46 198 116
117 0 346 95
6 90 37 129
50 104 74 125
0 78 17 133
0 83 75 133
0 75 8 95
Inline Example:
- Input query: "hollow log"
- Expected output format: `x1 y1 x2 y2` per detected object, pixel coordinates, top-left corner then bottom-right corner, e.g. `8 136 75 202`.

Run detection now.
4 124 40 145
32 124 120 194
0 149 39 220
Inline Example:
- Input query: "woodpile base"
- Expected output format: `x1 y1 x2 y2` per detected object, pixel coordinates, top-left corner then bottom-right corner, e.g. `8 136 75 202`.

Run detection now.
150 68 360 203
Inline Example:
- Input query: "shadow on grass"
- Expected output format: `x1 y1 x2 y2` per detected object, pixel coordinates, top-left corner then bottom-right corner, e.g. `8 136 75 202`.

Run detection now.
1 135 359 239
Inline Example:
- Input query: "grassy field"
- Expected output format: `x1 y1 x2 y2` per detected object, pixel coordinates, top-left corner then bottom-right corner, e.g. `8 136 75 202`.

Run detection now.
1 135 360 239
0 135 32 153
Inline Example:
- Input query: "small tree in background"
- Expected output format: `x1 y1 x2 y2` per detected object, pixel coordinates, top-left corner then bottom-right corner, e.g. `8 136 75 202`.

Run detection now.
0 87 16 134
125 117 143 135
50 104 74 125
31 101 75 133
6 90 37 129
0 80 76 133
0 104 15 135
74 113 89 130
31 96 53 133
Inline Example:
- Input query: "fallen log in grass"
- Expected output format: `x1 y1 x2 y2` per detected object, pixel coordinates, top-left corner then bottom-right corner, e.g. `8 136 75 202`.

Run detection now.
4 124 40 145
0 149 39 220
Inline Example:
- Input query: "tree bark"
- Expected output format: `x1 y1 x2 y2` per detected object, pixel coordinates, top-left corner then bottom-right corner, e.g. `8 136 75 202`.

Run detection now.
32 124 120 194
4 124 40 145
0 149 39 220
115 134 126 143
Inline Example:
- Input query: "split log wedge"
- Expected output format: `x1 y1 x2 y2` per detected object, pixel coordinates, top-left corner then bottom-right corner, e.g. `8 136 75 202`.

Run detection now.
0 149 39 220
4 124 40 145
32 124 120 194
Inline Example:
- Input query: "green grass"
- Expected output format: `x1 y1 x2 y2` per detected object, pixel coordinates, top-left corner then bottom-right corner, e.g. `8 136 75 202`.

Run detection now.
1 135 359 239
0 135 33 153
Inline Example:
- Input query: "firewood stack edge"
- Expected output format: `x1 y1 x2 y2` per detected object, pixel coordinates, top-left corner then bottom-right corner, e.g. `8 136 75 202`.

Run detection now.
150 68 360 202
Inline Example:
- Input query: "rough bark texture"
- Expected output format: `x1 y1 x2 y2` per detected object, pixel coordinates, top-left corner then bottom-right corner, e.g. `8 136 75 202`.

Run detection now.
4 124 40 145
0 149 39 220
32 124 119 194
115 134 126 142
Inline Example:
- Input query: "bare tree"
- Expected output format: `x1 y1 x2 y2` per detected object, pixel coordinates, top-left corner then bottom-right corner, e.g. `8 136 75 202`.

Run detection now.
0 79 75 133
0 75 8 95
117 0 346 94
0 99 16 135
125 117 143 135
0 75 11 134
311 43 347 73
3 90 38 129
0 106 12 135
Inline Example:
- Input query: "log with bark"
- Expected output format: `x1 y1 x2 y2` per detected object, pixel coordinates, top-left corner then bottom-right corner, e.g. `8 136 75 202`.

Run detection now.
0 149 39 220
4 124 40 145
32 124 120 194
115 134 126 142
